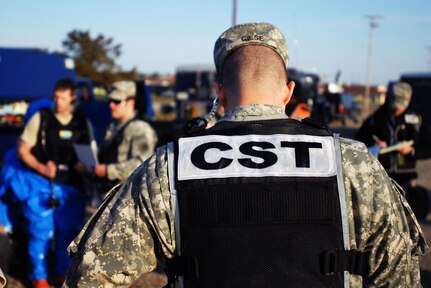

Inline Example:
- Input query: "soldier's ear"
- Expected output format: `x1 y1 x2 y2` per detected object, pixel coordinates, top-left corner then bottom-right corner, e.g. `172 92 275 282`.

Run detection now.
284 81 295 106
216 84 228 109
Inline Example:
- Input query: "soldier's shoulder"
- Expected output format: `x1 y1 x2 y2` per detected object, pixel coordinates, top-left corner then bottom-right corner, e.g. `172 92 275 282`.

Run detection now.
339 137 378 170
132 144 168 175
124 144 169 199
340 137 368 153
125 119 154 133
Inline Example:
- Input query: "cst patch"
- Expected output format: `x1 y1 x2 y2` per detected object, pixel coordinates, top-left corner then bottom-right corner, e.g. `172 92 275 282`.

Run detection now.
178 134 336 180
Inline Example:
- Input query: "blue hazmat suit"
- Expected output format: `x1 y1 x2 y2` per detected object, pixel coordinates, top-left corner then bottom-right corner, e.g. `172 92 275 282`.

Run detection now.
0 99 86 280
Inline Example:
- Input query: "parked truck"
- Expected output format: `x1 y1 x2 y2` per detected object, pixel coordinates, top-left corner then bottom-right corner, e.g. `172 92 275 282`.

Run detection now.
400 72 431 158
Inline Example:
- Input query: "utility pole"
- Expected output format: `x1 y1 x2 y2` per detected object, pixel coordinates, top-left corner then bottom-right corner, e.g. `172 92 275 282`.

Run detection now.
428 46 431 71
232 0 237 26
364 15 383 113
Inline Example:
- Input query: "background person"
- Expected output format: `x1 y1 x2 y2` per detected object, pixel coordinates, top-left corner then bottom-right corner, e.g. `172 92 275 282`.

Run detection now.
355 82 429 219
64 23 427 288
0 224 10 288
17 78 93 288
94 81 158 193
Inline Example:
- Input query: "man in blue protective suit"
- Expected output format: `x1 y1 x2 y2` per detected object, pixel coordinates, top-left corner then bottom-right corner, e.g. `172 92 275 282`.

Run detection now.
8 78 93 288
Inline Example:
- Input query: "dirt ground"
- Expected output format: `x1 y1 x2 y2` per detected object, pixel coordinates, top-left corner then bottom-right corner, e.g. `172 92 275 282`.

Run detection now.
416 158 431 288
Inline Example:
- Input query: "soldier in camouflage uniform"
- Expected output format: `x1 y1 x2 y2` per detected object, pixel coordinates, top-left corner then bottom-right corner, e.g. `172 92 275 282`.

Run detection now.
64 23 428 288
94 81 158 192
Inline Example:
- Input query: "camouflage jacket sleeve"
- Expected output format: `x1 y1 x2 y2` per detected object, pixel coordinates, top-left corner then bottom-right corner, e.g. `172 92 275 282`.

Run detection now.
64 145 175 288
0 268 6 288
341 138 429 288
107 120 158 182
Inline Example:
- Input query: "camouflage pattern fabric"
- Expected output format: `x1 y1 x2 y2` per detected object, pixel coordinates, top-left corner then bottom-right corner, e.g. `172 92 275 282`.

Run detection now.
213 22 289 74
219 103 288 122
104 117 158 182
341 137 428 287
391 82 413 110
64 105 428 288
108 81 137 101
0 268 5 288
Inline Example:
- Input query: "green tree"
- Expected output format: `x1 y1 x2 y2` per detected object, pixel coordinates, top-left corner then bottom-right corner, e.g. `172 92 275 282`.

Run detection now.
62 30 138 85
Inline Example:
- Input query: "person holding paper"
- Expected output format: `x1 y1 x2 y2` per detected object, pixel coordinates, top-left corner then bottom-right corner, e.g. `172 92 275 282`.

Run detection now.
17 78 93 288
355 82 428 218
94 81 157 193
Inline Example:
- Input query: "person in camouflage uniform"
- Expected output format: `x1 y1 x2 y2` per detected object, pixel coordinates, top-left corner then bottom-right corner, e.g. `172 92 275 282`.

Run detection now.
94 81 158 192
64 23 428 287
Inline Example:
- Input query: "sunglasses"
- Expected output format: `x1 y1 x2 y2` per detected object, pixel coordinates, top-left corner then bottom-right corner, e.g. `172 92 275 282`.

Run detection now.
109 99 123 105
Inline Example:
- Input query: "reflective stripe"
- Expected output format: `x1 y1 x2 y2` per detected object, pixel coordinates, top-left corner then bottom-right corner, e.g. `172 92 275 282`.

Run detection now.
334 134 350 288
344 271 350 288
167 142 184 288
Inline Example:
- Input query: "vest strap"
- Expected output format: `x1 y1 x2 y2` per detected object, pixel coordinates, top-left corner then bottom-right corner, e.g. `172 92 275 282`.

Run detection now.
167 256 200 279
320 249 369 277
167 142 184 288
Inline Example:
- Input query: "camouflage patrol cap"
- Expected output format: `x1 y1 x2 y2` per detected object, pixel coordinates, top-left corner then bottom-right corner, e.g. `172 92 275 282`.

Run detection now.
391 82 412 110
108 81 136 101
213 22 289 74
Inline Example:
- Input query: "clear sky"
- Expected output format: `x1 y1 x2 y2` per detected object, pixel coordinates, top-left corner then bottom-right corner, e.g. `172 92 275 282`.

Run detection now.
1 0 430 85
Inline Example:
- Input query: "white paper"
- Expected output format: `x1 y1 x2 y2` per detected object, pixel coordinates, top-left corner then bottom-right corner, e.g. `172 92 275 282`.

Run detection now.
73 140 99 172
379 140 414 155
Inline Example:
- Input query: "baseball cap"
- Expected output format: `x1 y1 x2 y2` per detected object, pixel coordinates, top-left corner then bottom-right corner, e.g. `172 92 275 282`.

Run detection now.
213 22 289 74
108 81 136 101
390 82 412 110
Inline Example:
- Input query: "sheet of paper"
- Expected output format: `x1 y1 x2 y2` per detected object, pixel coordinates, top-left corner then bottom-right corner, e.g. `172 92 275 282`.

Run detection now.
379 140 414 155
73 140 99 172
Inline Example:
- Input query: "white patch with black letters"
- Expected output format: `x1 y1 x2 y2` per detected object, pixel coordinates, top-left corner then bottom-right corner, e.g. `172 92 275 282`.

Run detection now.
178 134 336 180
405 114 419 125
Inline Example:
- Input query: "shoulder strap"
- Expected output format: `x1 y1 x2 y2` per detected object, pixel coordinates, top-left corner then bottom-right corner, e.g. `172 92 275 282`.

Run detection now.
166 141 184 288
102 117 138 149
324 134 369 285
334 134 350 251
38 108 52 159
333 133 351 287
114 117 139 140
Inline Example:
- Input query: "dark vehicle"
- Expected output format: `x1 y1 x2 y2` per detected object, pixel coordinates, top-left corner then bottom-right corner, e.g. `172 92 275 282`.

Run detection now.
340 93 361 124
174 65 217 120
0 48 78 163
285 69 319 119
311 82 356 125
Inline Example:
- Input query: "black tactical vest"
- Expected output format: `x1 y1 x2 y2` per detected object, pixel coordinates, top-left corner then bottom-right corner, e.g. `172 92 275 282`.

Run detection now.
169 118 358 287
31 108 90 185
99 117 138 165
97 117 139 192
